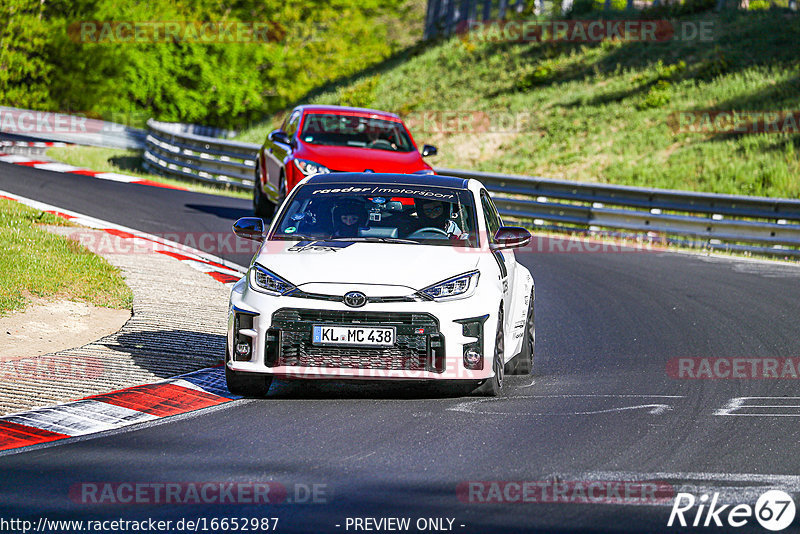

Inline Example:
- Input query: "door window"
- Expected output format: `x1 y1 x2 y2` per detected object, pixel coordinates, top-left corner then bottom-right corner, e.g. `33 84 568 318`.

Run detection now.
480 190 502 243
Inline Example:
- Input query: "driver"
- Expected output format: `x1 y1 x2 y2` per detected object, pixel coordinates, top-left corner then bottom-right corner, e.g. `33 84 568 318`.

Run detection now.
412 198 462 237
332 202 366 238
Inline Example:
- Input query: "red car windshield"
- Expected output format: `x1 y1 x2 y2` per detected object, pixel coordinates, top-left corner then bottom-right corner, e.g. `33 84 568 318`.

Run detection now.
300 114 415 152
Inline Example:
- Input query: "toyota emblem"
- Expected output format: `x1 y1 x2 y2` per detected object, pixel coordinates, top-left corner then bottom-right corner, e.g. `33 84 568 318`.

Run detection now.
343 291 367 308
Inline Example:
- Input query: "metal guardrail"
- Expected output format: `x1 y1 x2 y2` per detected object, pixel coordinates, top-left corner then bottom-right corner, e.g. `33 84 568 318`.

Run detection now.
143 120 800 256
0 106 146 149
143 119 259 189
439 168 800 256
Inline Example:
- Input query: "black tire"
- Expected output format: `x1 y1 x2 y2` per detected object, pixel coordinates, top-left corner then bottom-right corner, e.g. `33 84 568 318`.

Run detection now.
508 288 535 375
253 163 276 220
474 308 505 397
225 347 272 397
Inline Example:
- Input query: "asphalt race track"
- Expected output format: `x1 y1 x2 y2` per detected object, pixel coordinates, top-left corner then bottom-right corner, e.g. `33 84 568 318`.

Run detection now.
2 161 800 533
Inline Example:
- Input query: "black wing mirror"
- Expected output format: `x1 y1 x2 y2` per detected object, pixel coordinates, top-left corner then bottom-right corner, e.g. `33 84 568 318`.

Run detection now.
492 227 531 250
233 217 265 242
421 144 438 158
268 129 291 146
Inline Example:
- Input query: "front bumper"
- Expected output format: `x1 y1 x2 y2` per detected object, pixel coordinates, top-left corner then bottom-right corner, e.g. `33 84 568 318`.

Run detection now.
227 277 497 381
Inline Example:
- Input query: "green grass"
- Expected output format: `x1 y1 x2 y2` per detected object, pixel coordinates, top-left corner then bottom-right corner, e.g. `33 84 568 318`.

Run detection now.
237 9 800 198
0 198 133 315
46 146 250 199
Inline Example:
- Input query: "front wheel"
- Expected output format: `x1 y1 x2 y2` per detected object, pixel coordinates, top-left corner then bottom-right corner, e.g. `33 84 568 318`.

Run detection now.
474 308 505 397
225 347 273 397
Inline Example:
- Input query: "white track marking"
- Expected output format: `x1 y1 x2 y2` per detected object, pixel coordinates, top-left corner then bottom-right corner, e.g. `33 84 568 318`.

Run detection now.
0 154 33 163
29 162 81 173
93 172 137 183
715 397 800 416
447 395 683 415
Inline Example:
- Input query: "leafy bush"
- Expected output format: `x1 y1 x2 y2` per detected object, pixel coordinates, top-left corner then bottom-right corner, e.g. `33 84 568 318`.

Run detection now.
747 0 772 9
0 0 55 110
636 80 672 109
0 0 423 129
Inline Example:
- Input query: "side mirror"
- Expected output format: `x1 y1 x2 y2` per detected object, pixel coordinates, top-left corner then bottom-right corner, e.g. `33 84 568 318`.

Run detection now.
421 144 438 158
233 217 265 242
268 129 291 146
492 227 531 250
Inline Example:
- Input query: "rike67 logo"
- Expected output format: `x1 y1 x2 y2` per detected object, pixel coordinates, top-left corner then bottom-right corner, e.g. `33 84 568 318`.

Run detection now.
668 490 796 531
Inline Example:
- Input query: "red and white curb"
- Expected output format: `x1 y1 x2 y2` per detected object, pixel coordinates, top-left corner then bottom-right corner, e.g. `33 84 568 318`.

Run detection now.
0 191 250 452
0 366 236 452
0 189 245 285
0 140 70 148
0 152 188 191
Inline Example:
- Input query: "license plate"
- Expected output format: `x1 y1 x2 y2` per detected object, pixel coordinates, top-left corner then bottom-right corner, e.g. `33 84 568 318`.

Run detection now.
312 325 395 347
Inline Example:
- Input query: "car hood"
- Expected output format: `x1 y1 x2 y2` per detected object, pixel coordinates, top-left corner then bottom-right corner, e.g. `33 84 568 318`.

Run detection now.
297 144 429 173
254 241 479 291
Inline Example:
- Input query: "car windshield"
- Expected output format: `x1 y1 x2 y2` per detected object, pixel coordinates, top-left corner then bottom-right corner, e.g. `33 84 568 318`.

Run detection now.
300 114 415 152
271 182 479 248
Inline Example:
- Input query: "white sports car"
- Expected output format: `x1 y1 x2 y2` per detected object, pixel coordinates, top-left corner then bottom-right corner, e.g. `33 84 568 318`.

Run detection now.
227 172 535 396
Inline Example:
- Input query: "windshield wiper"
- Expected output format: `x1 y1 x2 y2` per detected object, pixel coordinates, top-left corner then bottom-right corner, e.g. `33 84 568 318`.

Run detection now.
329 237 420 245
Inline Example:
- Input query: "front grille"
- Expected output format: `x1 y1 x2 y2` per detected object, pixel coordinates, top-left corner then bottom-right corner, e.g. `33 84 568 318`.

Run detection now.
269 308 444 372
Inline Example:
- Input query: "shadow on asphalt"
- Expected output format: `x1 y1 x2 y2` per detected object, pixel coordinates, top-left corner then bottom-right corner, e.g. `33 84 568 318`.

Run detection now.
111 329 226 378
185 203 253 220
264 378 479 400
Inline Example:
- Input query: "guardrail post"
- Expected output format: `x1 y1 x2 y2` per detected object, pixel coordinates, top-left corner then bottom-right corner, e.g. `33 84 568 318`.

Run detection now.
444 0 455 34
459 0 471 30
498 0 509 19
482 0 493 19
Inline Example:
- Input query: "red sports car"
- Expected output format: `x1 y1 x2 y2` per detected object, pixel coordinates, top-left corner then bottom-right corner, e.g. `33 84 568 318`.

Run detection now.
253 105 438 218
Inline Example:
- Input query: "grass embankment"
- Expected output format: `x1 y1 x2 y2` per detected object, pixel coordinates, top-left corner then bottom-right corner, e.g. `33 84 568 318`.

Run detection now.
46 146 249 199
238 9 800 198
0 198 132 315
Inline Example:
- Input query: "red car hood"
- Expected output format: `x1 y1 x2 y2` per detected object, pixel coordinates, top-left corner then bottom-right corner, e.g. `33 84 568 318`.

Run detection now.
297 144 429 173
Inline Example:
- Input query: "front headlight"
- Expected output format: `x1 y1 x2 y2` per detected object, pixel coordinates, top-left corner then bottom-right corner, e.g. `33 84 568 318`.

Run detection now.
294 159 331 176
249 264 296 296
420 271 480 301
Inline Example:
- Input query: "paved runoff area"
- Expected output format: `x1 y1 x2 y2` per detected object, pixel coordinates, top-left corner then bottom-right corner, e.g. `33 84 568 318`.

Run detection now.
0 192 243 430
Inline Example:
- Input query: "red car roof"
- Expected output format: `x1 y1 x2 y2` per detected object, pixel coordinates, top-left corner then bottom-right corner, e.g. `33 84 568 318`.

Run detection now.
299 105 401 121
